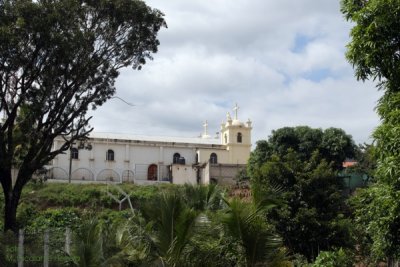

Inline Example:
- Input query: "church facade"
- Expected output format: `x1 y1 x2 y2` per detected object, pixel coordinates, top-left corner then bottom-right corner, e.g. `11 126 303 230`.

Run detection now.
48 105 252 185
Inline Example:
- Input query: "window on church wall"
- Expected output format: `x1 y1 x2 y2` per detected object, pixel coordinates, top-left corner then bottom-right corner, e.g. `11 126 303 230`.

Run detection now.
210 153 218 164
106 149 114 161
224 134 227 144
148 164 158 181
71 148 79 160
237 132 242 143
173 153 180 164
195 153 199 163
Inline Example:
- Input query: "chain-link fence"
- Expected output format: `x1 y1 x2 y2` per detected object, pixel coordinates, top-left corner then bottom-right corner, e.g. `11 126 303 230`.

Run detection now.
0 228 77 267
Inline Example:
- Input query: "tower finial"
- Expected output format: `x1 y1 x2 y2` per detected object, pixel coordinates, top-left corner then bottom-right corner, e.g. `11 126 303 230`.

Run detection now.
226 112 232 121
233 103 239 120
202 120 210 138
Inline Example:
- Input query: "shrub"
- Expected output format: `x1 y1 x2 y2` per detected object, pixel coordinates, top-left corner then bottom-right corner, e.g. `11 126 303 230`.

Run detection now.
312 248 354 267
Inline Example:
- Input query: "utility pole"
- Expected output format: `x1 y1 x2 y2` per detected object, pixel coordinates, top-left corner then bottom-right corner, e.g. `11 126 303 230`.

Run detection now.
68 141 92 183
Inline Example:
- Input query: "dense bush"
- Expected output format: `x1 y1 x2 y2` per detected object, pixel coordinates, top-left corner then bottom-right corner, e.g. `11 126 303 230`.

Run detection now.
312 248 354 267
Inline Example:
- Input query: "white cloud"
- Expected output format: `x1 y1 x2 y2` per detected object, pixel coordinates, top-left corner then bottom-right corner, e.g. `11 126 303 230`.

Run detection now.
88 0 382 147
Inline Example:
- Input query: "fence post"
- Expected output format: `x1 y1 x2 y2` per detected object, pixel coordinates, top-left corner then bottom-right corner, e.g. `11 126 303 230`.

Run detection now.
18 229 24 267
43 229 49 267
65 227 71 255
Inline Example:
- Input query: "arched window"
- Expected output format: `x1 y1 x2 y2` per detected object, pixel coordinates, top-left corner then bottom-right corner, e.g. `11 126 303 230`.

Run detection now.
237 132 242 143
148 164 158 181
106 149 114 161
224 134 227 144
195 153 199 164
210 153 218 164
71 148 79 160
173 153 180 164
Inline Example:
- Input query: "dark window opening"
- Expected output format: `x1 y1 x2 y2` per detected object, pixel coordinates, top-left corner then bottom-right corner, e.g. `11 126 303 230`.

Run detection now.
71 148 79 160
210 153 218 164
237 132 242 143
106 149 114 161
173 153 180 164
148 164 158 181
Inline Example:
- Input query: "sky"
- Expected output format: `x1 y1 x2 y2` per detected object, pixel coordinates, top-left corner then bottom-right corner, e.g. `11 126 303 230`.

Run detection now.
88 0 382 146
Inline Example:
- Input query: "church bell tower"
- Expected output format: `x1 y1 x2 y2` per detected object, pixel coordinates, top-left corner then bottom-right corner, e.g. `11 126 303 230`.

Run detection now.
220 104 252 164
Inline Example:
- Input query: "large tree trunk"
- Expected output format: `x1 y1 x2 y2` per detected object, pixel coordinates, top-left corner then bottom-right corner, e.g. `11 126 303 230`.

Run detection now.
1 168 26 233
3 189 21 233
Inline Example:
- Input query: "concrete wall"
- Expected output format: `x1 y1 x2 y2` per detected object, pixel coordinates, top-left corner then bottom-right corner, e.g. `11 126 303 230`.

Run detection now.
171 165 197 185
197 148 229 164
209 164 246 185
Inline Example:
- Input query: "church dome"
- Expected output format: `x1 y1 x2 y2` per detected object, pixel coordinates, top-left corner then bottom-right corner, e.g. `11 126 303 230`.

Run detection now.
232 119 244 126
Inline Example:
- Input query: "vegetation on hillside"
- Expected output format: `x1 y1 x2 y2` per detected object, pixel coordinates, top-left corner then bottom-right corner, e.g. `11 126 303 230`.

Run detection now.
0 183 287 266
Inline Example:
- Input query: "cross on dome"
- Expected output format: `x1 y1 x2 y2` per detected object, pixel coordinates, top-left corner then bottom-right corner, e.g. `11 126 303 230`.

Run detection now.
203 120 208 136
233 103 239 120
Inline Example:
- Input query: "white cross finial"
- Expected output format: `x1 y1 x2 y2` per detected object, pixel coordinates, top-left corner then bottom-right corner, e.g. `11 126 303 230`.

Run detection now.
203 120 208 136
233 103 239 120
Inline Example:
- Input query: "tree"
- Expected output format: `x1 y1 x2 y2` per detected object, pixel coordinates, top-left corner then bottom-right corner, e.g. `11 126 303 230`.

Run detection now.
248 126 356 260
0 0 166 232
249 126 355 174
350 184 400 264
341 0 400 262
120 192 198 266
220 198 283 267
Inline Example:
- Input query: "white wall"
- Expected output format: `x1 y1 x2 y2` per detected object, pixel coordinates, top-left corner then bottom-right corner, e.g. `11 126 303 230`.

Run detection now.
171 165 197 185
52 135 248 184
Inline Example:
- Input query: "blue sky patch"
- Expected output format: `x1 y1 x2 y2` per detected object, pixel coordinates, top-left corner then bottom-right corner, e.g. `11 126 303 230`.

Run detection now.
292 34 314 53
303 68 332 82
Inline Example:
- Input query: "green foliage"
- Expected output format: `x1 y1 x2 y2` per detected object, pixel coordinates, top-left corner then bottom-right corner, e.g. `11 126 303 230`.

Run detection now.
220 198 282 267
115 185 287 266
183 214 241 266
72 218 104 267
19 183 112 209
312 248 354 267
9 183 291 266
180 183 224 211
290 254 310 267
341 0 400 261
248 126 356 260
341 0 400 86
0 231 18 267
248 126 356 178
350 185 400 260
28 208 81 231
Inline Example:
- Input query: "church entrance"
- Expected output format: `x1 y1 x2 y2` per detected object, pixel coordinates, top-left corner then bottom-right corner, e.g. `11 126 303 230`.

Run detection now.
147 164 158 181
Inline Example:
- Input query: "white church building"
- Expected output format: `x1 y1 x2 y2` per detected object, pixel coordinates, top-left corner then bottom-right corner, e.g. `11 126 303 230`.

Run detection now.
48 105 252 185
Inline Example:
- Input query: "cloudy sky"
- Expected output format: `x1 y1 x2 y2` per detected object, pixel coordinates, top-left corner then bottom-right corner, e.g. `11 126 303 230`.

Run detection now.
89 0 382 146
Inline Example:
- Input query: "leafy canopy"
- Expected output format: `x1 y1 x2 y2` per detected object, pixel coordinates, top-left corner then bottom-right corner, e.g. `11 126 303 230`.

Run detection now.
248 126 356 260
341 0 400 260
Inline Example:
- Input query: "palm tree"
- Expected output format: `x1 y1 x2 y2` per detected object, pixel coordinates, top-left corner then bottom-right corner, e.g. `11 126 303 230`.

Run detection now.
71 217 125 267
181 183 224 212
119 192 198 266
72 218 103 267
220 198 283 267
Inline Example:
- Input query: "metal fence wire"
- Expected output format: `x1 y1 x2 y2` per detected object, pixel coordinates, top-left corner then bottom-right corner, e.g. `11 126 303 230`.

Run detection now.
1 228 75 267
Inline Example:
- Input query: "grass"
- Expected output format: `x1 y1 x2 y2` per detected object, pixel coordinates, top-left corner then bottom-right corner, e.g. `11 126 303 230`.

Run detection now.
0 181 181 230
